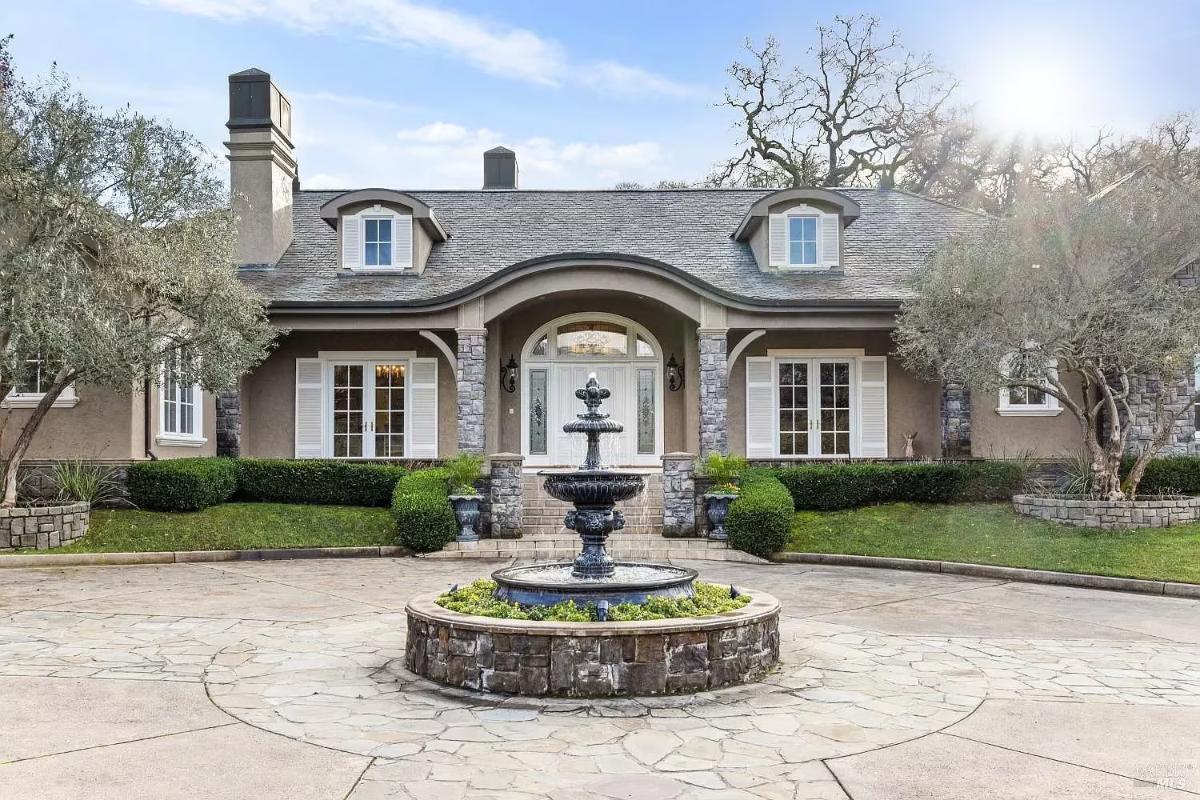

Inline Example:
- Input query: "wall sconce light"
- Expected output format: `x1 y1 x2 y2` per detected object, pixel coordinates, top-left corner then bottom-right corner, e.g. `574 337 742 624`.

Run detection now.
666 354 684 392
500 354 519 393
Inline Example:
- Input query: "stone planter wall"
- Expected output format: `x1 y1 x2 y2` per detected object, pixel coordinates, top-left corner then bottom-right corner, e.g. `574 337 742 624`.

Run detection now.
0 502 90 549
1014 494 1200 529
405 591 780 697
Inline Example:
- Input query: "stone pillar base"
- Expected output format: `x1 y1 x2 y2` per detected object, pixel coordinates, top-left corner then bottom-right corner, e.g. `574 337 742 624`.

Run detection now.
489 453 524 539
661 452 697 537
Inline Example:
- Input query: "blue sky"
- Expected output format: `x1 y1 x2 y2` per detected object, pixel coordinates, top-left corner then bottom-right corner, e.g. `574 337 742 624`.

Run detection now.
6 0 1200 188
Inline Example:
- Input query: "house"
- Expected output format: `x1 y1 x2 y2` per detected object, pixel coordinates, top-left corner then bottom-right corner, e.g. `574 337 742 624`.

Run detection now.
13 67 1196 490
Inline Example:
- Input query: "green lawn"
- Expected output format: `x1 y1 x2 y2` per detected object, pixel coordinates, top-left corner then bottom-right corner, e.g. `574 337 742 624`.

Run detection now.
788 502 1200 584
3 503 397 554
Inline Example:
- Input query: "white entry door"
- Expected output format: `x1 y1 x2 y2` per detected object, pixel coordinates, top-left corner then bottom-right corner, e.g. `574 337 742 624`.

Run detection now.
329 361 406 458
551 363 631 467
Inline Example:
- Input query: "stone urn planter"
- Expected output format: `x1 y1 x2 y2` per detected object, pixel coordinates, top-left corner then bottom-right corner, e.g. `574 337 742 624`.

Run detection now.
448 495 482 543
704 492 738 540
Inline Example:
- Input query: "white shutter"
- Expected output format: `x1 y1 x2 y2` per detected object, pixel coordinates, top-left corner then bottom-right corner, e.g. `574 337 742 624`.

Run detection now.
821 213 841 269
341 215 361 270
745 356 776 458
394 214 413 269
294 358 325 458
408 357 438 458
857 356 888 457
767 213 786 267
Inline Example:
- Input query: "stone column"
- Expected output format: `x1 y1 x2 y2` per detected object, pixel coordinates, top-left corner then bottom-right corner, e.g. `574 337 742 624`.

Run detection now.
215 389 242 458
456 329 487 453
1126 372 1199 457
488 453 524 539
698 331 728 456
661 452 696 538
940 383 972 458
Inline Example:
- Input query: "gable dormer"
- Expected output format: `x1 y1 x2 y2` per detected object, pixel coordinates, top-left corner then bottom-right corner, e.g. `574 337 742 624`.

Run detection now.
733 188 861 273
319 189 448 273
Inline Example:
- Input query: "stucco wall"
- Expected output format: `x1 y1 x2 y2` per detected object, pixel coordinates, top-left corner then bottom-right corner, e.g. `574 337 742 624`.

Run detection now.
727 330 942 459
970 379 1085 458
2 383 138 461
492 293 694 458
242 330 457 458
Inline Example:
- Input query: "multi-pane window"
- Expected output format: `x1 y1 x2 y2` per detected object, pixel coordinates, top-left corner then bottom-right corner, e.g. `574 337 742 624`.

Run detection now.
363 218 393 267
818 362 852 456
332 364 365 457
373 363 405 458
12 354 53 395
999 351 1058 414
787 215 818 266
777 362 810 456
162 348 198 438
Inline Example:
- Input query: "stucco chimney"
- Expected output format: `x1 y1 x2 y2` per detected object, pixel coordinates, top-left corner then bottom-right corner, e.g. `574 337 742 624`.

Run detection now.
224 68 297 267
483 146 518 190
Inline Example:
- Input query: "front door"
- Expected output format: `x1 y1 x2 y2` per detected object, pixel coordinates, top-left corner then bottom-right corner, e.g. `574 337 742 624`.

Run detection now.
329 361 406 458
777 359 853 457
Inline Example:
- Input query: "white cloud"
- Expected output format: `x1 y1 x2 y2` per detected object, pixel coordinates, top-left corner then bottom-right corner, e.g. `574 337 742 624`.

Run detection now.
396 122 473 143
139 0 694 96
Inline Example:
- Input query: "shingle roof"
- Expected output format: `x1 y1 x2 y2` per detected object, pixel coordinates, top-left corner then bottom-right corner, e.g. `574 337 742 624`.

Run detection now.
239 187 990 308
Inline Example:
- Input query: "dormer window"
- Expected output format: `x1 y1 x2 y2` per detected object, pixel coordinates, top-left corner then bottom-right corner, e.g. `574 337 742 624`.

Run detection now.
788 215 819 266
364 217 394 267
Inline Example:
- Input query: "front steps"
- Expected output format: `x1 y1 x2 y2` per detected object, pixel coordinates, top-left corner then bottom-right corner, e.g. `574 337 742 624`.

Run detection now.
521 473 664 536
423 532 764 563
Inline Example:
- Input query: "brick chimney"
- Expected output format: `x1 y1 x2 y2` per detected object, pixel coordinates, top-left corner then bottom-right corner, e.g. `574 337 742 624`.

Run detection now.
483 146 518 190
224 68 297 267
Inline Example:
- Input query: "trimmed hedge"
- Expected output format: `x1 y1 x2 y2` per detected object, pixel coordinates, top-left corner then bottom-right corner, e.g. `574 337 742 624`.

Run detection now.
235 459 407 507
773 461 1027 511
391 467 457 553
127 458 238 512
1124 456 1200 496
726 472 793 559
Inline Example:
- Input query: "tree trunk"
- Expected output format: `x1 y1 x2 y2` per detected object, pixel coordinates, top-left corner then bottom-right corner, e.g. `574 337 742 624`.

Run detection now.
0 368 75 508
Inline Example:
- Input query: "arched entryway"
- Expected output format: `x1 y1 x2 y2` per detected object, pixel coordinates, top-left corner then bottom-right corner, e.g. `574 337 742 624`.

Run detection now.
521 313 664 467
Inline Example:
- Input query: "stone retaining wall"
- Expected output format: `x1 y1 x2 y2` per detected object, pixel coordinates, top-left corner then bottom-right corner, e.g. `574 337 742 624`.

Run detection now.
405 592 780 697
0 502 90 549
1014 494 1200 529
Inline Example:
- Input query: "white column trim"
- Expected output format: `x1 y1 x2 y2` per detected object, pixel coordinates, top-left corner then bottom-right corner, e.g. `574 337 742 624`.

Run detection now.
419 330 458 376
727 329 767 378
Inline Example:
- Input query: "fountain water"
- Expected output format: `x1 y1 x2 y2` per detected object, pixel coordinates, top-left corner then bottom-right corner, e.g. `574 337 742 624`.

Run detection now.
491 375 697 606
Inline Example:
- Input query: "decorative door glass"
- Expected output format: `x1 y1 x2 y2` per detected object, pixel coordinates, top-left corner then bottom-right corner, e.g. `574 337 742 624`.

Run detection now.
777 362 810 456
636 368 655 454
528 368 548 455
332 364 364 458
373 363 405 458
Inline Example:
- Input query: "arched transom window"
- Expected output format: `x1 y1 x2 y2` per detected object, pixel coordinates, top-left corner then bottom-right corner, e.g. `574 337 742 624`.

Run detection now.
526 316 659 361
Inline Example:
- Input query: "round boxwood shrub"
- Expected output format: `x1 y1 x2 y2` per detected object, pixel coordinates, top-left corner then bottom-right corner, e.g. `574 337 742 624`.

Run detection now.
391 467 457 552
235 459 407 507
127 457 238 511
726 473 793 559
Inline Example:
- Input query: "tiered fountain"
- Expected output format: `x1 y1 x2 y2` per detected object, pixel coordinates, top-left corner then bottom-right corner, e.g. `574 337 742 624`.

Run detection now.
490 375 697 606
404 375 780 697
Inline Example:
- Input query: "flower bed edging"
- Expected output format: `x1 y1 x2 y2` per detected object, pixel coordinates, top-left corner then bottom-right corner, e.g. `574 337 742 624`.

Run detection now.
1013 493 1200 529
0 502 89 550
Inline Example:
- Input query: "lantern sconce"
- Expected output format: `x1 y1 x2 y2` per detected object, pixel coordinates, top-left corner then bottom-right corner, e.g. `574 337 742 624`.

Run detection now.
500 354 519 393
666 354 684 392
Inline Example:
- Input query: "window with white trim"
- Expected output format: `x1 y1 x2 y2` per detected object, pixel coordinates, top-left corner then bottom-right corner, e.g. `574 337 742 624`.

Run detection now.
997 351 1060 416
3 353 78 408
363 217 394 267
160 347 204 444
787 215 819 266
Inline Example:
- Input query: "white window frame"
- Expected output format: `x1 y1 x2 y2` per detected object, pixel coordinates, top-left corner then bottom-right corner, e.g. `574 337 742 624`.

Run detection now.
318 350 417 459
1193 354 1199 441
781 205 823 271
362 214 395 269
762 349 864 459
158 348 205 446
997 352 1061 417
2 354 79 409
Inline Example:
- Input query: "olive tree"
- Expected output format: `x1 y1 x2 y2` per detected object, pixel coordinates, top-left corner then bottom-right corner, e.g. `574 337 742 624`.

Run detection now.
0 40 275 505
895 180 1200 499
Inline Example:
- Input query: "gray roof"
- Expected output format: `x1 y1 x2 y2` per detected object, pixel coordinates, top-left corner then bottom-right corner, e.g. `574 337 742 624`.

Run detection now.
240 187 990 309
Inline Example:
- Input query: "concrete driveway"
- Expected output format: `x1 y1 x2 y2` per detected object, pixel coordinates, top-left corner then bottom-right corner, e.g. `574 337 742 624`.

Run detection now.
0 557 1197 799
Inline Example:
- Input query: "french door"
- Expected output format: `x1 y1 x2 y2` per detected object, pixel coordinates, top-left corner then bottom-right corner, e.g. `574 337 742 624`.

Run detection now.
329 361 406 458
776 359 853 457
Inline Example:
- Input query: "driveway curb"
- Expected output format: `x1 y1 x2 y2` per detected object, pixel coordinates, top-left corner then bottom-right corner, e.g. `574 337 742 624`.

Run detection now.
0 545 412 569
774 551 1200 599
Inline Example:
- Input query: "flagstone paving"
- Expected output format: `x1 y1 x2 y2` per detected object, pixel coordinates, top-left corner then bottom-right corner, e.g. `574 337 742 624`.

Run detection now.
0 557 1198 798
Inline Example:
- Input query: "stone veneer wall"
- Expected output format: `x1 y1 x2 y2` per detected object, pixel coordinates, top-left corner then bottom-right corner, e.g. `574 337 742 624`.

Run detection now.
18 461 131 505
405 593 780 698
215 389 242 457
0 502 89 549
698 333 728 457
488 453 523 539
1014 494 1200 529
661 452 696 537
940 383 972 458
456 331 487 453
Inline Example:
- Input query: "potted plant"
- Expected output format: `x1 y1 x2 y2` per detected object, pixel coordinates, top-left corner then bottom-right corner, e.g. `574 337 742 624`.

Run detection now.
445 453 486 543
700 453 747 540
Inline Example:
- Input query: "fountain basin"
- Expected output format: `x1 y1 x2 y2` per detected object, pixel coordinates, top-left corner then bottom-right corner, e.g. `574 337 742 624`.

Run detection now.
539 469 645 505
405 589 780 697
492 562 698 606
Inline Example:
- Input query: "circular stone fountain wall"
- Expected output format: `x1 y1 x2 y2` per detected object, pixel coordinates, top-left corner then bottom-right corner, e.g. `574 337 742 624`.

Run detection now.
405 591 780 697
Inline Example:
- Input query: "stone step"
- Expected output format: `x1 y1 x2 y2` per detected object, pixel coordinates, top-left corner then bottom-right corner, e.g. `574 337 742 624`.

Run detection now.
422 536 762 563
